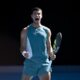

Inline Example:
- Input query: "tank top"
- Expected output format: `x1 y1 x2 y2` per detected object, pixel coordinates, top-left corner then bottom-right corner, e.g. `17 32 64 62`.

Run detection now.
25 24 50 64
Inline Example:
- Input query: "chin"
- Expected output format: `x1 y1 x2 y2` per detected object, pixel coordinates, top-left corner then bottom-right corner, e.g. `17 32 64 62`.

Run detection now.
34 21 40 24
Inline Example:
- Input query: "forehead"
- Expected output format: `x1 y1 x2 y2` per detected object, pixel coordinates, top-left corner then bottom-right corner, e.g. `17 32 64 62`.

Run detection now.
32 10 42 14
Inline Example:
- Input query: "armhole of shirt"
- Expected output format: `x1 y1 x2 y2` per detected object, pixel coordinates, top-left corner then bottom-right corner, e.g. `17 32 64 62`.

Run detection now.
43 26 49 41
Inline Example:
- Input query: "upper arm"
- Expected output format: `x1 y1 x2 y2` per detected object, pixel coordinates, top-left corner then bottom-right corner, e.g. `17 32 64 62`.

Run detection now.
20 27 28 51
46 28 52 46
21 27 27 40
46 28 53 54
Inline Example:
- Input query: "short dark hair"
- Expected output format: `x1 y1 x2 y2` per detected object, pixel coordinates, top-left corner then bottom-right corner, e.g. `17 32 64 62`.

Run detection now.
31 7 42 14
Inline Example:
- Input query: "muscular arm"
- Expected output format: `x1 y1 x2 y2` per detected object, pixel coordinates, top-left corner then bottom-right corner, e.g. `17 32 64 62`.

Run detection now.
46 28 56 60
46 29 53 55
20 27 27 53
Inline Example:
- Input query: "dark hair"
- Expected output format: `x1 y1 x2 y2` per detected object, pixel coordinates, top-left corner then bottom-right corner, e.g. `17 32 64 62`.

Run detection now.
31 7 42 14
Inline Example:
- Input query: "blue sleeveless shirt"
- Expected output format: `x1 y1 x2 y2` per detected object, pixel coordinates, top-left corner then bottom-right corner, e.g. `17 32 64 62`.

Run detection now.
24 24 50 64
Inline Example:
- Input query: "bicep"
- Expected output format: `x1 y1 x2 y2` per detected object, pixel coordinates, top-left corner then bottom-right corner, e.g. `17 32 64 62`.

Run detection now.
20 28 27 50
46 29 53 54
21 29 26 44
46 29 52 47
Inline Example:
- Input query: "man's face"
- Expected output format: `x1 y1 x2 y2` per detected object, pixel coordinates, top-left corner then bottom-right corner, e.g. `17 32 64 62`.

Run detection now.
31 10 42 23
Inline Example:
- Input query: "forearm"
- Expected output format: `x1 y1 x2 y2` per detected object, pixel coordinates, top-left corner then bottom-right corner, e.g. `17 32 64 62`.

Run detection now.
20 39 26 53
20 27 27 53
47 45 53 56
47 45 56 60
46 28 56 60
20 46 26 53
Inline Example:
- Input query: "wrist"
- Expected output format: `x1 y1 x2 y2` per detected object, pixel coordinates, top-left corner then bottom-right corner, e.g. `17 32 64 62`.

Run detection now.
49 52 56 60
21 50 26 56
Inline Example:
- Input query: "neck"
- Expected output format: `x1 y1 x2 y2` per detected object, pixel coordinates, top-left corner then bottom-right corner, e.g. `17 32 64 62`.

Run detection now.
32 22 42 28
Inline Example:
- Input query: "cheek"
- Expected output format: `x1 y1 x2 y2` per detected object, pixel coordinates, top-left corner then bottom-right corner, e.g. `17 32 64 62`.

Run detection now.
40 14 42 18
31 16 35 20
31 14 34 18
40 15 42 19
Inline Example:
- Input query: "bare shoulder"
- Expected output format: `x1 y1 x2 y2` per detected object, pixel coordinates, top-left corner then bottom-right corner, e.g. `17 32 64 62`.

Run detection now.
21 26 29 34
22 26 28 31
43 26 51 35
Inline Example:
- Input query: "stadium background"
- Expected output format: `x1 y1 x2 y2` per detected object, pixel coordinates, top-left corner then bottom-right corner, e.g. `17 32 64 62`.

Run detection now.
0 0 73 66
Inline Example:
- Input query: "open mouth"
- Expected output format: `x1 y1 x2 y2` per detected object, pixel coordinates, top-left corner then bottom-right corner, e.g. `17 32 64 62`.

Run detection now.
35 18 39 21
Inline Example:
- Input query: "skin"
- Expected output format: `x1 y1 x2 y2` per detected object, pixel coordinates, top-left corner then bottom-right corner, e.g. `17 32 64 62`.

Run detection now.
31 9 42 27
20 9 56 80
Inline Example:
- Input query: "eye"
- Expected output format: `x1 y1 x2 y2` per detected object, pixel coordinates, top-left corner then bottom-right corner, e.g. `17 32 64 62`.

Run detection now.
38 13 40 15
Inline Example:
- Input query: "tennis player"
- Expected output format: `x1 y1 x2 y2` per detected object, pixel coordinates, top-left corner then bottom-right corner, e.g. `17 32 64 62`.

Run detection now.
20 7 56 80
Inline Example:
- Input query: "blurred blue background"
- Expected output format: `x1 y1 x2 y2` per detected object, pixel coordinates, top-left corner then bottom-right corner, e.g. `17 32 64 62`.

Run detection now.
0 66 80 80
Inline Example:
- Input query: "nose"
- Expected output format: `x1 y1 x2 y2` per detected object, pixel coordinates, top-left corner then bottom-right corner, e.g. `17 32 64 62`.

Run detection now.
36 14 39 17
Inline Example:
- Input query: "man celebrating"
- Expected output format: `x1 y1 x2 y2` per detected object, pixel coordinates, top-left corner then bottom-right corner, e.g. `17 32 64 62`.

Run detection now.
20 7 56 80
